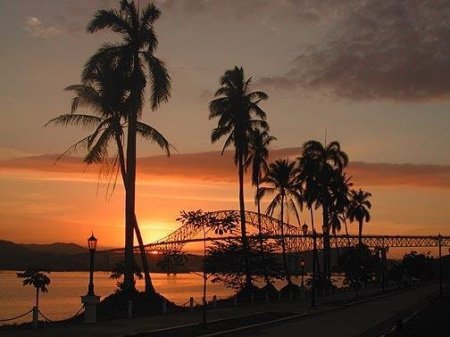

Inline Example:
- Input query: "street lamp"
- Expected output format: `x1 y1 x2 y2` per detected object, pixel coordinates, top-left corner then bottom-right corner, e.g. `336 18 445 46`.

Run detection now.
437 234 443 297
302 223 308 236
87 232 97 296
300 259 306 288
311 229 317 308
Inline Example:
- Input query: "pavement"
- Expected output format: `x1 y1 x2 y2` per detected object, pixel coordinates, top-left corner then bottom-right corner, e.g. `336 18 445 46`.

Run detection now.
1 285 437 337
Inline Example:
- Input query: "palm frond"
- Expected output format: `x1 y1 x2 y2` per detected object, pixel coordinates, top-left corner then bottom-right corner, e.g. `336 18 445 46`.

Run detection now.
44 114 102 129
136 121 171 156
87 9 131 34
143 52 171 110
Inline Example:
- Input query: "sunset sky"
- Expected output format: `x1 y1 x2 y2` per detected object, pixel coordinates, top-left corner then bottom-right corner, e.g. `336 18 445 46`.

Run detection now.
1 0 450 254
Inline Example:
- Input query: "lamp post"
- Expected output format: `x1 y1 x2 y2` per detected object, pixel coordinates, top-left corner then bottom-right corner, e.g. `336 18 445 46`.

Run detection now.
312 229 317 308
300 259 306 288
81 232 100 323
87 232 97 296
302 223 316 307
438 234 443 297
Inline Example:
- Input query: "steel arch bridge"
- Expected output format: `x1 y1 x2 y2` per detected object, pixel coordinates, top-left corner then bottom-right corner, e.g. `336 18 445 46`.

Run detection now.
105 210 450 255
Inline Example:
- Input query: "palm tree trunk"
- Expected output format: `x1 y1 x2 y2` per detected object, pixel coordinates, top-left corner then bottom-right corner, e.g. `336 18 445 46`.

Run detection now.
280 194 292 285
116 135 154 295
134 215 155 294
344 220 351 246
256 181 269 284
323 206 330 289
238 153 251 288
358 220 363 246
309 207 321 275
310 207 315 231
35 288 39 309
123 62 141 293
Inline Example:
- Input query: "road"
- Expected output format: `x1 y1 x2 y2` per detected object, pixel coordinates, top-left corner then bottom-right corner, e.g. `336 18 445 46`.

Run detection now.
230 285 436 337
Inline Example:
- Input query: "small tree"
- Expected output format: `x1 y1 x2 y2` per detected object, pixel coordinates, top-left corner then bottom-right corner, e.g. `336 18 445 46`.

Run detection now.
157 249 188 275
337 245 378 298
206 238 282 290
402 251 434 282
17 269 51 309
110 260 143 291
177 209 238 328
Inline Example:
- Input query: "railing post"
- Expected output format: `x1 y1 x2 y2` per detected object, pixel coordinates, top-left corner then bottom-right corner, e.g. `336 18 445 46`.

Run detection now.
127 300 133 319
162 299 167 314
233 295 238 307
189 297 194 312
438 234 443 297
32 306 38 329
251 292 254 305
265 291 269 303
213 295 217 309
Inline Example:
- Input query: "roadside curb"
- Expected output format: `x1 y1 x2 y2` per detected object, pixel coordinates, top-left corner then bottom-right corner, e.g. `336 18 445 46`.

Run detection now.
197 312 308 337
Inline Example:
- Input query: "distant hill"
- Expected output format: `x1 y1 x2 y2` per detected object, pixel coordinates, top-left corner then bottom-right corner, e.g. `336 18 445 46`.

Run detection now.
0 240 204 272
23 242 86 255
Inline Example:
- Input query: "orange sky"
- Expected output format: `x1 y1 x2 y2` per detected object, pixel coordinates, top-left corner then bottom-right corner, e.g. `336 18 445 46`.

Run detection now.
1 1 450 261
1 148 449 258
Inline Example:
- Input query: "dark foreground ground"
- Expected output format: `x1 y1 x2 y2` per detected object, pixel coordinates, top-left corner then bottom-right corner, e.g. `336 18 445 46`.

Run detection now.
387 289 450 336
1 284 441 337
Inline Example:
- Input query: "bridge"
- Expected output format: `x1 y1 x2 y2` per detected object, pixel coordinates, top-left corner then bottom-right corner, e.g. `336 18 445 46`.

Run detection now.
106 210 450 254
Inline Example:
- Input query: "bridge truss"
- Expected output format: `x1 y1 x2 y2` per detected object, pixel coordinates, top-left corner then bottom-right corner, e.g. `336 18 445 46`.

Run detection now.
106 210 450 254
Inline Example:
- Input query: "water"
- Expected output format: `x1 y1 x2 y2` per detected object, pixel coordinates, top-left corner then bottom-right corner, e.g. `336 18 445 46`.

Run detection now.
0 271 309 325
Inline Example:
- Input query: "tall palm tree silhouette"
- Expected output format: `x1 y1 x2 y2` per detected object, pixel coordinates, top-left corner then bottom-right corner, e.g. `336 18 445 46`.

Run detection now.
245 128 276 283
258 159 302 285
348 188 372 245
209 66 269 288
84 0 171 292
46 61 170 294
299 140 348 284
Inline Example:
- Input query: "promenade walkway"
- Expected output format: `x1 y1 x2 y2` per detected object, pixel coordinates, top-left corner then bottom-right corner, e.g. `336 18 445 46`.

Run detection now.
1 285 437 337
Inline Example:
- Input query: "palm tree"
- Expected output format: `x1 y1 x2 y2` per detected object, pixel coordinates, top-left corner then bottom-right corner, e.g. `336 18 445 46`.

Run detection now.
209 66 269 288
347 188 372 245
46 61 170 294
258 159 302 285
245 128 276 283
84 0 171 292
17 269 51 309
298 140 348 283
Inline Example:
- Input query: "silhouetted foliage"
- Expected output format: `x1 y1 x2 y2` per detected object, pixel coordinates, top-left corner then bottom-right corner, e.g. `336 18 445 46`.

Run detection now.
206 238 283 290
110 260 143 291
337 245 378 290
17 269 51 307
297 140 349 284
177 209 238 236
85 0 171 293
156 249 188 275
258 159 302 285
348 188 372 245
209 66 269 287
402 251 435 282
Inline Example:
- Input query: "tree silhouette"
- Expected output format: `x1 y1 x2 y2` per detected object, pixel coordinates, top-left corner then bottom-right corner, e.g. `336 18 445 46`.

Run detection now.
298 140 348 284
258 159 302 285
82 0 171 292
209 66 269 288
17 269 51 309
348 188 372 245
46 60 170 295
245 128 276 284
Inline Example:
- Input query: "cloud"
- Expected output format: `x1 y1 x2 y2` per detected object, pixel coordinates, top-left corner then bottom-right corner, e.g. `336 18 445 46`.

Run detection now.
24 17 61 38
260 0 450 102
1 149 450 189
348 162 450 189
